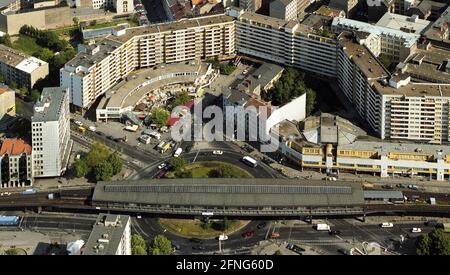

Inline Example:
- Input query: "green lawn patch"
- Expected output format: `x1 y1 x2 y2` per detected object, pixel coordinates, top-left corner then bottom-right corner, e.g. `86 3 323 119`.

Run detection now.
166 161 253 179
12 35 45 56
159 219 249 239
84 19 137 30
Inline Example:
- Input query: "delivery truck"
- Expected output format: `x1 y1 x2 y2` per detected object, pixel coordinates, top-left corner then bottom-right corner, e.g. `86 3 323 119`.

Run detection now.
315 223 330 231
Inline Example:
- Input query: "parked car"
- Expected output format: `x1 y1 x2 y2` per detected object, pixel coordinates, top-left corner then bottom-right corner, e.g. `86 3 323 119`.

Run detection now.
380 222 394 228
172 241 181 250
257 222 267 229
270 232 280 239
158 163 167 170
164 164 173 171
212 150 223 155
189 238 203 244
382 184 394 189
242 231 255 238
411 228 422 233
425 220 439 227
287 243 305 254
192 245 205 250
154 170 166 179
329 230 341 235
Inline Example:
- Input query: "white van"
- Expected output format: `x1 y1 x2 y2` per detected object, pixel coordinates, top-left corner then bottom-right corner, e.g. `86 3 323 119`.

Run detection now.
380 222 394 228
173 148 182 157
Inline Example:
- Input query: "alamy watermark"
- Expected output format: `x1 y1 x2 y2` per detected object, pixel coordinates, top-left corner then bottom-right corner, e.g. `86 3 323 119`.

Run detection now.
170 101 280 153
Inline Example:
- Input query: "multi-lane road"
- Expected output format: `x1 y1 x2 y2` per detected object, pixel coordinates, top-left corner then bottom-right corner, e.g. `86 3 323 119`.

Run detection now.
131 217 432 255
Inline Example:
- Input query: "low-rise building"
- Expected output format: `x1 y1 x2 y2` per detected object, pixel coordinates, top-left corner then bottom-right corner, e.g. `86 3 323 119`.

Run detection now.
423 5 450 48
375 13 432 35
0 139 32 188
0 44 49 89
83 214 131 255
0 85 15 120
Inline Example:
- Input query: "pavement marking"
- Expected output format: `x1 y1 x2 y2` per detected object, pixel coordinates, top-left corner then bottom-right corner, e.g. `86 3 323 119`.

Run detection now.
192 150 200 163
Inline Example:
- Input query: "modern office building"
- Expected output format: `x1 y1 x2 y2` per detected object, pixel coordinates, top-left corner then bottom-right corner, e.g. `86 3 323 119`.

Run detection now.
31 87 72 178
0 86 15 120
0 139 33 188
61 14 235 110
83 214 131 255
0 44 49 89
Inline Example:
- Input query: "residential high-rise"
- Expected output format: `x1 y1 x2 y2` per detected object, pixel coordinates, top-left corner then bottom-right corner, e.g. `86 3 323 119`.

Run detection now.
61 14 235 110
83 214 131 255
230 9 338 77
31 87 72 177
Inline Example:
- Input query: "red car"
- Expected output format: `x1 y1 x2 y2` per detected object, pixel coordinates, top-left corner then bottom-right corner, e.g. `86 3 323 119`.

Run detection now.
242 231 255 238
154 170 166 179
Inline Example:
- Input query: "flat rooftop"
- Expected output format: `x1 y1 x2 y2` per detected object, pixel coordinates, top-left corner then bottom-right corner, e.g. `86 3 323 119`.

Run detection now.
0 44 29 67
83 214 130 255
107 14 234 44
98 61 209 109
32 87 67 122
375 13 432 35
424 6 450 44
338 140 450 158
92 178 365 207
64 39 123 71
339 33 450 97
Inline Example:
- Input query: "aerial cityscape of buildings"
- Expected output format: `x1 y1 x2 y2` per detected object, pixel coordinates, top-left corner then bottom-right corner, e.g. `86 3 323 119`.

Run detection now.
0 0 449 256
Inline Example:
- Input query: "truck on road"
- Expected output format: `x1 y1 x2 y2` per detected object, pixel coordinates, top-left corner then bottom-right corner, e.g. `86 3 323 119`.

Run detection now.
22 188 37 195
315 223 330 231
173 148 182 157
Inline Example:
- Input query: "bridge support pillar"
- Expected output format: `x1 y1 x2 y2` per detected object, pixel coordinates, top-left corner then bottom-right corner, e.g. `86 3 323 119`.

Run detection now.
37 206 42 214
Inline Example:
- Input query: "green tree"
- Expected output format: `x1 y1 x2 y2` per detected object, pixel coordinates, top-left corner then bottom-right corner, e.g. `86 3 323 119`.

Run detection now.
10 81 18 90
170 157 187 172
222 217 231 231
429 229 450 255
219 165 237 178
74 158 89 178
31 90 40 102
18 87 28 97
4 248 19 255
149 235 172 255
131 234 148 255
108 153 122 175
306 87 316 116
416 234 431 255
36 48 54 62
94 160 113 181
85 142 111 168
172 91 190 107
0 34 12 47
73 17 79 26
379 54 391 69
151 108 170 127
273 250 283 255
416 229 450 255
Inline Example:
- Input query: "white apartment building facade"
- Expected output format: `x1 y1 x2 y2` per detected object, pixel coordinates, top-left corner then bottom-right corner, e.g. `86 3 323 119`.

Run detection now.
229 9 338 78
31 87 72 177
61 15 235 109
337 32 450 144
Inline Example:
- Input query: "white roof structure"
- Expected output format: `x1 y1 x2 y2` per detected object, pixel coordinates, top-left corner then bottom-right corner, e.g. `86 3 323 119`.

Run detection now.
15 57 47 74
375 13 432 35
332 17 420 47
67 240 85 255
